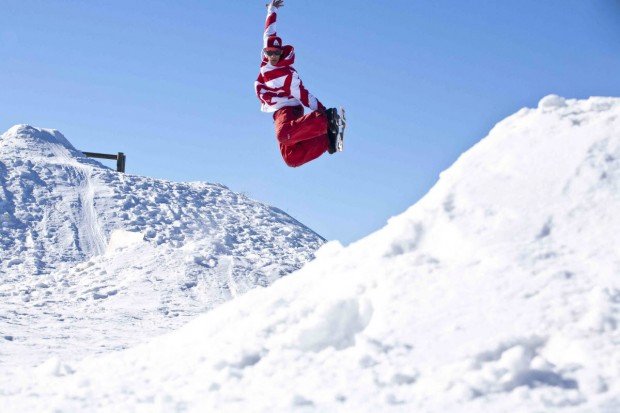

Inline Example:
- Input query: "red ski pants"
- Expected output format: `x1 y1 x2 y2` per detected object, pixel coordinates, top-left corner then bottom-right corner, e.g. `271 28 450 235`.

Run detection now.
273 105 329 168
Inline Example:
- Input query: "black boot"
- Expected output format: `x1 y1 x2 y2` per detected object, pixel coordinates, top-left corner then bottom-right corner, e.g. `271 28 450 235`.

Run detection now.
325 108 339 154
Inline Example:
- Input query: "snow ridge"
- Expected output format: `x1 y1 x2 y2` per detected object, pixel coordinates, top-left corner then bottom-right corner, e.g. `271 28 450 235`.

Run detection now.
0 125 323 278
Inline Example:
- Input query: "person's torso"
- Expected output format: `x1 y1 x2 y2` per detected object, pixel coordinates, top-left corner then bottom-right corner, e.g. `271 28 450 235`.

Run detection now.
257 64 301 112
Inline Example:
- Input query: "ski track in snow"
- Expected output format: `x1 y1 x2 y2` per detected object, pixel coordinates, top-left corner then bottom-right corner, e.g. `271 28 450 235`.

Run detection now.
53 146 107 257
77 168 106 257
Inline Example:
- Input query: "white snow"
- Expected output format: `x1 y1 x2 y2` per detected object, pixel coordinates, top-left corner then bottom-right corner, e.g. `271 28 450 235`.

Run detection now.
0 124 324 386
538 94 568 109
105 229 144 254
2 96 620 412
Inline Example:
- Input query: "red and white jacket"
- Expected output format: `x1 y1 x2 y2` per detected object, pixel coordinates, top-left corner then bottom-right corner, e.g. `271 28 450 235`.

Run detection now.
255 5 324 113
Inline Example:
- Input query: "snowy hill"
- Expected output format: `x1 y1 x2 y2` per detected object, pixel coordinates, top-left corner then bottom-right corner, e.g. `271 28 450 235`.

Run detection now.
3 95 620 412
0 125 322 279
0 124 324 375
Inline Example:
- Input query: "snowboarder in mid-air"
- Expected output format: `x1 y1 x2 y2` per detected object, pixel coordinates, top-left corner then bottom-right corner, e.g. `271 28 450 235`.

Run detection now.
255 0 345 168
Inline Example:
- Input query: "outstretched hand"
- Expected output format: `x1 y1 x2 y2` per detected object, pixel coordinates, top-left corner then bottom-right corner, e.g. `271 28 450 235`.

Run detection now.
266 0 284 9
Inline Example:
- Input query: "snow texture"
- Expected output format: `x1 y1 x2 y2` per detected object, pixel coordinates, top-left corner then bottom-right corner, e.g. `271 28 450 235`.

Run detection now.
0 124 324 382
2 96 620 412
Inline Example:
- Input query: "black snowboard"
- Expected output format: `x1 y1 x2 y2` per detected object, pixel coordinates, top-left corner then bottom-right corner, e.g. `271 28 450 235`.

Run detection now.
335 107 346 152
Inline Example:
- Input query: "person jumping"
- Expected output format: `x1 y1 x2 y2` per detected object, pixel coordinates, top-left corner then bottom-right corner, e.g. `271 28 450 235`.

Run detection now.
255 0 345 168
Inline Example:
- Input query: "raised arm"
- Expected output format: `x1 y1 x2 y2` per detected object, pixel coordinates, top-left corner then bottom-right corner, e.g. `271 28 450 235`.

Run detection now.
263 0 283 46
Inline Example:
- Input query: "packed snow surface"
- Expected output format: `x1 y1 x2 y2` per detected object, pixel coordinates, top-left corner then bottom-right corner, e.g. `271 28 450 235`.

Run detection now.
3 95 620 412
0 124 323 381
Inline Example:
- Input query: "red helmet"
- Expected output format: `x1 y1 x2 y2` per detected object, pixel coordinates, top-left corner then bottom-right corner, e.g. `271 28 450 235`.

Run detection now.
264 36 283 51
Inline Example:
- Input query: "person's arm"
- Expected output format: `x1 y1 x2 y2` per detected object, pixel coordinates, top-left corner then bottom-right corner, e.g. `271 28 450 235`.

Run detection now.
263 0 283 46
289 70 325 112
255 73 267 106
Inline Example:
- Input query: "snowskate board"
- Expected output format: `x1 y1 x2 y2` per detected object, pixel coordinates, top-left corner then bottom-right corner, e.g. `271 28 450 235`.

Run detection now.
335 107 346 152
326 107 346 154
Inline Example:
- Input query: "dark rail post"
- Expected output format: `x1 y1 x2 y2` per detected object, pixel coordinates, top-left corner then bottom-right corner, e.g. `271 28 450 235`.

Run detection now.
117 152 126 173
81 151 127 173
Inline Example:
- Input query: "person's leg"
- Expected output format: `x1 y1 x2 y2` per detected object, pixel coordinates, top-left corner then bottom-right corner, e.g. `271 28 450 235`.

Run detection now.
279 135 329 167
273 106 329 167
276 111 329 146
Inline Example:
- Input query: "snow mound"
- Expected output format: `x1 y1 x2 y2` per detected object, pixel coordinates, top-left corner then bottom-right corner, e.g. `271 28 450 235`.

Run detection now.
1 124 75 151
4 96 620 412
538 94 567 109
1 125 323 278
0 124 324 381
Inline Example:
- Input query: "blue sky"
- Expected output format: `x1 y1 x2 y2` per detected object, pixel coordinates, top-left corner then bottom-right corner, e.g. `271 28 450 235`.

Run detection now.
2 0 620 244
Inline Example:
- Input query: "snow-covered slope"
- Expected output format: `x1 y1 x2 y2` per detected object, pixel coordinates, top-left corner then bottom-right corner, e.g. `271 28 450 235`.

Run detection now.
0 124 324 376
4 95 620 412
0 125 322 279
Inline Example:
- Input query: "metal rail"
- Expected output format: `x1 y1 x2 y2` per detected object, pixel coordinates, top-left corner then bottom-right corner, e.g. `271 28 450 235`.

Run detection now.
82 151 126 173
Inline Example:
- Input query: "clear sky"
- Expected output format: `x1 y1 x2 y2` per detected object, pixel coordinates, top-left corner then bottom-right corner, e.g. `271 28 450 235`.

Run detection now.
2 0 620 244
